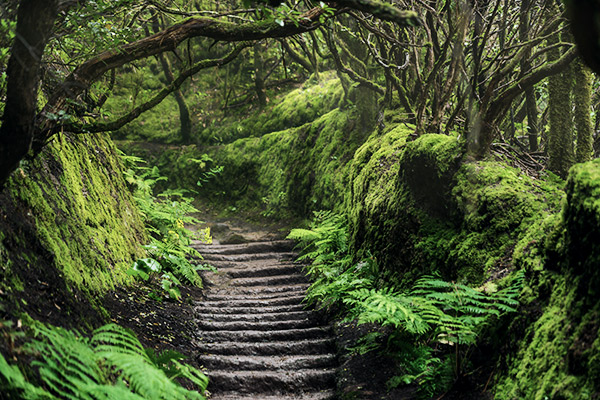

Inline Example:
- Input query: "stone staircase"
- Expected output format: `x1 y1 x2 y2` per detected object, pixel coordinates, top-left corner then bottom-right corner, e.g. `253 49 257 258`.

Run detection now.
192 240 337 400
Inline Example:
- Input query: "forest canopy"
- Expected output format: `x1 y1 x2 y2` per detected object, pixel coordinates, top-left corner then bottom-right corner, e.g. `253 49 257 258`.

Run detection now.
0 0 597 186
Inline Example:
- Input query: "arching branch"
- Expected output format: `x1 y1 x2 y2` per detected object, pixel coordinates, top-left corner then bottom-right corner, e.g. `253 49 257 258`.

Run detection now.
65 43 251 135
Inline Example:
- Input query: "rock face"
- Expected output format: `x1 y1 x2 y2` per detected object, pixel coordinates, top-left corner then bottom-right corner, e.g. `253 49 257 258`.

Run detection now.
192 240 337 400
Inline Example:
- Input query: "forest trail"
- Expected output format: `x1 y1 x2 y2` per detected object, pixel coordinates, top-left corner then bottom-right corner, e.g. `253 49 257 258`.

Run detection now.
192 239 338 400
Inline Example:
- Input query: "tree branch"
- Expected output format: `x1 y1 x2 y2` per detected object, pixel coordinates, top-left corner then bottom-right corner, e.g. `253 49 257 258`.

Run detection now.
63 43 251 134
333 0 421 26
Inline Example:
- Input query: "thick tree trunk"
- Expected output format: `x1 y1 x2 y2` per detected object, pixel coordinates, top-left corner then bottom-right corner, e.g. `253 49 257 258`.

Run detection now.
0 0 58 188
156 53 192 143
153 15 192 143
519 0 539 152
573 58 594 163
547 50 574 177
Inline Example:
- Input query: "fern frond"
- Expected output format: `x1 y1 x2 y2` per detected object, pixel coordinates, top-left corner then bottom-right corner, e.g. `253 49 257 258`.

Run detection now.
101 352 175 399
0 352 56 400
92 324 149 360
287 228 321 242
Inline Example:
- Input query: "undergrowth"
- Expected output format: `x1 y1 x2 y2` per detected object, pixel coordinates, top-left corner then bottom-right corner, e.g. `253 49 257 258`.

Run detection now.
120 152 211 301
289 211 524 398
0 319 207 399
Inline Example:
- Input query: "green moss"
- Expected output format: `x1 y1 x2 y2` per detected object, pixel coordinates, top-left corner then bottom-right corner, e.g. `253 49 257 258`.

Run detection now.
5 133 146 295
494 273 597 399
199 71 344 144
202 106 364 218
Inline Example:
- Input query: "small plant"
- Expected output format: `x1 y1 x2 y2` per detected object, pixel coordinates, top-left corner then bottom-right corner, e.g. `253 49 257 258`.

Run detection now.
120 152 211 300
0 320 208 399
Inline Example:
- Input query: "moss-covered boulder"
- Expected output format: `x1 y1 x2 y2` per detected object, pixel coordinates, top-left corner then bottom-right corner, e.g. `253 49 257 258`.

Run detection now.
563 159 600 282
0 133 146 325
347 130 564 284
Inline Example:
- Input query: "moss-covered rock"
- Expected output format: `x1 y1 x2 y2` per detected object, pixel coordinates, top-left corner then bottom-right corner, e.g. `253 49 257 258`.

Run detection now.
0 133 146 324
491 160 600 399
345 128 568 289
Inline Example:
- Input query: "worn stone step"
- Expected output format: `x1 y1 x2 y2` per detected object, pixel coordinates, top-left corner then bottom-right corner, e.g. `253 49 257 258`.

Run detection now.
206 369 336 393
199 338 335 356
209 390 336 400
200 310 314 323
204 283 309 297
196 354 337 371
204 287 307 301
226 264 303 278
195 295 305 308
192 240 295 254
195 304 306 315
200 260 299 269
230 274 308 287
200 252 297 262
197 326 332 342
197 318 317 331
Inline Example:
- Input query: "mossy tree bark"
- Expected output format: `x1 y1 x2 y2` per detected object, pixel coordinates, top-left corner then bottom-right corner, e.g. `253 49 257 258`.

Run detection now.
547 45 575 178
573 58 594 163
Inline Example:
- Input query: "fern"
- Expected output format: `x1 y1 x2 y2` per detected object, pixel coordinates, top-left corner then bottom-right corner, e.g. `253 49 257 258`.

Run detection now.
121 151 210 300
0 351 55 400
289 211 525 398
1 321 208 400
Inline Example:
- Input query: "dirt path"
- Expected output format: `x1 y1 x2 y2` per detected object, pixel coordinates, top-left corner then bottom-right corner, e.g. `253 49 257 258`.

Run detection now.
192 239 338 400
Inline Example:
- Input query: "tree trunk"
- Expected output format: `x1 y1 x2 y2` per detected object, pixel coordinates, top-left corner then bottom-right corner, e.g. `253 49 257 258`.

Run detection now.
547 48 574 177
519 0 539 152
254 42 268 109
573 58 594 163
153 15 192 143
0 0 58 188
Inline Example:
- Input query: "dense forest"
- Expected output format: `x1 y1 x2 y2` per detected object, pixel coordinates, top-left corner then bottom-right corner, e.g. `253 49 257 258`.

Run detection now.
1 0 600 399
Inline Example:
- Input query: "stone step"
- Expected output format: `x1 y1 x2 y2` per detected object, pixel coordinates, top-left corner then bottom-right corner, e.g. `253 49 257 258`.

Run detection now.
195 304 306 315
203 286 307 301
195 295 305 308
209 390 336 400
197 318 318 331
198 338 335 356
199 260 299 269
196 354 337 371
192 240 295 255
230 274 308 287
206 369 336 393
226 264 303 278
203 283 309 297
200 252 297 262
200 310 314 323
197 326 332 342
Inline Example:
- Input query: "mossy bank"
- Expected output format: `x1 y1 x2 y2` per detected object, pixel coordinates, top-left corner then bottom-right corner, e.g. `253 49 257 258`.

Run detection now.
0 132 146 326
